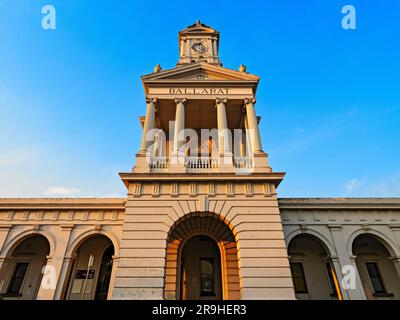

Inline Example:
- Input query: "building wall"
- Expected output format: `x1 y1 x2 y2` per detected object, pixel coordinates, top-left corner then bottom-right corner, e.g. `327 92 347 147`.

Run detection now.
0 197 400 300
111 180 295 300
0 198 125 300
280 198 400 300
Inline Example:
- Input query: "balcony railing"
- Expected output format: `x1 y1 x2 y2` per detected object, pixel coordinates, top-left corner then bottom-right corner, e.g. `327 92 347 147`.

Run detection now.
147 156 253 173
185 157 219 171
149 157 168 170
233 157 253 169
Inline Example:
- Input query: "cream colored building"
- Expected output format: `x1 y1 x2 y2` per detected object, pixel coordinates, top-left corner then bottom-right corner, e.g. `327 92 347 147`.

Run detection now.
0 21 399 301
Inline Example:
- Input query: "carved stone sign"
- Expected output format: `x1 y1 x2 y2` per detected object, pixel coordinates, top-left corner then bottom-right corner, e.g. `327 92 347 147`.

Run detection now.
169 88 229 95
147 87 253 97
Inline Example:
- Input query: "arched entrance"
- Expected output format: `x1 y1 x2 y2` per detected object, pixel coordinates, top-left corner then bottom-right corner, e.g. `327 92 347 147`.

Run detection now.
352 234 400 299
164 212 240 300
0 234 50 300
180 235 222 300
288 234 339 300
64 235 115 300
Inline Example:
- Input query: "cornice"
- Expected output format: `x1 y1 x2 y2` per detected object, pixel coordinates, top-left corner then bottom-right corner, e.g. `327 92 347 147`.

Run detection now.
278 197 400 210
119 172 285 188
0 198 126 210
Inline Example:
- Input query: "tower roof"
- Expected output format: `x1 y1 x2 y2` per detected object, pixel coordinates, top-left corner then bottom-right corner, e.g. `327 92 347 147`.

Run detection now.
177 21 221 66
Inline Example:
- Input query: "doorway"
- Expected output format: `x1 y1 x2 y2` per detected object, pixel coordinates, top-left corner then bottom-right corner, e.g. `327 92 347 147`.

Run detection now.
180 235 222 300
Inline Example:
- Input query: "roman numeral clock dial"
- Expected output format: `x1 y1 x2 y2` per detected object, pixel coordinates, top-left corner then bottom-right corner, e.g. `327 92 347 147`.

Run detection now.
192 42 207 54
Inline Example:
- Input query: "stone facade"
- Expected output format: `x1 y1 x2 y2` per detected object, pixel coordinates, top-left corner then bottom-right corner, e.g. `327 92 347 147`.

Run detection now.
0 22 399 300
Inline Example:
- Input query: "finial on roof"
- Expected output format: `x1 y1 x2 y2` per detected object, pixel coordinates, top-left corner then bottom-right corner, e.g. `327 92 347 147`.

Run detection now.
154 64 162 73
196 20 201 26
239 64 247 72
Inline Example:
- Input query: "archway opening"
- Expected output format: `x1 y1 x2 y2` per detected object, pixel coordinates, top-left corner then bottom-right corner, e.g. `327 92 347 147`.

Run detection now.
180 235 222 300
164 213 240 300
64 235 114 300
0 234 50 300
288 234 339 300
352 234 400 299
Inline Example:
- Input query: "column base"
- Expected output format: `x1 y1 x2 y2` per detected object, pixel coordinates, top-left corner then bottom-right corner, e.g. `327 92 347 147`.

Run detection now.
133 152 151 173
219 152 235 173
168 153 186 173
252 152 272 173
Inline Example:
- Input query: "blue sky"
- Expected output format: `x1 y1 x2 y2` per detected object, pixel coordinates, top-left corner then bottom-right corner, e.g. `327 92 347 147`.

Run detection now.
0 0 399 198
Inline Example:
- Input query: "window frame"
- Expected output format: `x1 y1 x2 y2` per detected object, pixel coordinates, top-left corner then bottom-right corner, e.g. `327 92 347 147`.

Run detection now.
6 261 30 296
290 262 309 294
365 261 387 295
199 257 216 297
325 261 338 297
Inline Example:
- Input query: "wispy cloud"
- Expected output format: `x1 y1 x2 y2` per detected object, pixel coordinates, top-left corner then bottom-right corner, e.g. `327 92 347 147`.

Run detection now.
43 186 81 196
345 178 365 194
343 173 400 197
0 147 44 167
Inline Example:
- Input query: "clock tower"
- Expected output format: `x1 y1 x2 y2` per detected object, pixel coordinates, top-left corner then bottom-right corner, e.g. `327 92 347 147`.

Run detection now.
177 20 221 66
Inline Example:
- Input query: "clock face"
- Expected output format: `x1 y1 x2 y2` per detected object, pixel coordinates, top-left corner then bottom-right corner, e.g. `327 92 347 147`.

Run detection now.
192 42 207 54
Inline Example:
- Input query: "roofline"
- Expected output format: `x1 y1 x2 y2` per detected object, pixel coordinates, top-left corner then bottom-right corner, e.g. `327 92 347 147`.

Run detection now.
0 198 126 210
278 197 400 210
141 62 260 81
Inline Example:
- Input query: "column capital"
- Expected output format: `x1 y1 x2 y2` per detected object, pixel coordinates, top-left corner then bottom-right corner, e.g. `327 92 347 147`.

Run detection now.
244 97 256 105
145 97 157 104
215 97 228 105
174 97 187 105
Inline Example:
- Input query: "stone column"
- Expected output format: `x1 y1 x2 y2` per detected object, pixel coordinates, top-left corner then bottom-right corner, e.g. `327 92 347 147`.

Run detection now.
243 112 252 156
215 98 233 171
36 225 73 300
389 255 400 283
328 225 366 300
244 98 270 172
0 256 10 292
106 255 119 299
140 98 156 153
170 98 186 172
135 98 157 173
330 256 349 300
244 98 262 153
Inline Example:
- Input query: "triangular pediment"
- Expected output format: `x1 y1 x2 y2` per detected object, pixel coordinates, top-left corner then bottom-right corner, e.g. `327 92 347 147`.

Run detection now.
142 63 259 82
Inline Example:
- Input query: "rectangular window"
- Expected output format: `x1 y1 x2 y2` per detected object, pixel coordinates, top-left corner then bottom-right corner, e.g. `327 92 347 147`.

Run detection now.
325 262 338 296
200 258 215 296
366 262 386 294
290 262 308 294
7 262 29 294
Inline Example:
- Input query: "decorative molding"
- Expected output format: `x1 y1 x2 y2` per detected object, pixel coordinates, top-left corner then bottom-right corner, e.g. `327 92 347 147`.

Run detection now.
215 97 228 105
152 183 160 197
244 97 256 105
60 224 74 231
298 210 305 221
244 183 253 197
189 183 197 197
133 183 142 197
171 183 179 197
226 183 234 197
300 224 308 233
208 183 216 197
145 97 157 104
263 183 272 197
328 224 342 231
174 98 187 105
361 223 371 231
